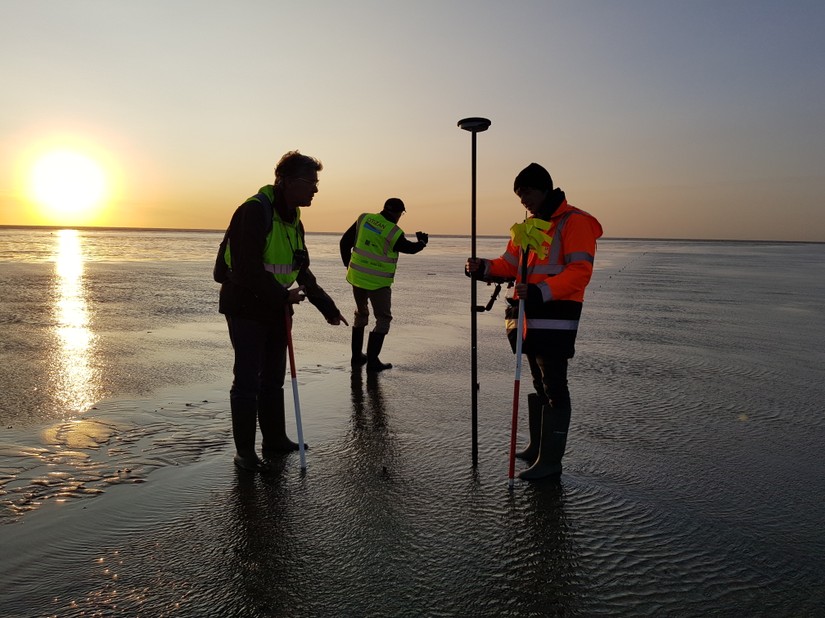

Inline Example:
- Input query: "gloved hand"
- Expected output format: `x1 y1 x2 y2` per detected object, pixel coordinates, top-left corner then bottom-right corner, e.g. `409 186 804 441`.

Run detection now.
515 283 544 307
416 231 429 245
465 257 483 278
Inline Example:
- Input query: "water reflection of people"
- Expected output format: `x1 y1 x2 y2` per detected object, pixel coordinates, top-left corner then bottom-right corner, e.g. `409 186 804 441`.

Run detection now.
518 486 579 613
350 371 389 441
225 466 294 616
343 370 413 597
347 370 403 495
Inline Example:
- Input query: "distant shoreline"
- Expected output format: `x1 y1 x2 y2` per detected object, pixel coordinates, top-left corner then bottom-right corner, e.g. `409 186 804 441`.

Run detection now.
1 224 822 244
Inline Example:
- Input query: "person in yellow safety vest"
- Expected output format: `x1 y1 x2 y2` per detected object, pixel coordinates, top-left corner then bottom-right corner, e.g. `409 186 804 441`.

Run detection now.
218 150 348 473
339 198 428 372
466 163 603 482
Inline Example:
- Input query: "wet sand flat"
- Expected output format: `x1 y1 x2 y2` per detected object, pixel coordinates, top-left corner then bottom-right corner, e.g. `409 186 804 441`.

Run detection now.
2 231 825 616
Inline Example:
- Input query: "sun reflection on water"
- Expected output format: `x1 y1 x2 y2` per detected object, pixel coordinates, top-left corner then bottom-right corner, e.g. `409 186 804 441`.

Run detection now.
50 229 101 415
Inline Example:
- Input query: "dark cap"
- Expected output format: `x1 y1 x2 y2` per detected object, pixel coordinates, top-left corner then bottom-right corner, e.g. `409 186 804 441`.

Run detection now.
383 198 406 213
514 163 553 193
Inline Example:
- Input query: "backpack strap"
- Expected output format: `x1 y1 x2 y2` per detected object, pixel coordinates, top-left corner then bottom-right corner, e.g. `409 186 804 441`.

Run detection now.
214 191 274 284
251 191 273 234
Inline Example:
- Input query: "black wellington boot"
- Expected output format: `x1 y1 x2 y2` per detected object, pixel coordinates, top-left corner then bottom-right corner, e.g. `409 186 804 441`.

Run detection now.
351 326 368 367
231 398 266 472
259 389 307 459
515 393 543 463
366 332 392 372
518 405 570 481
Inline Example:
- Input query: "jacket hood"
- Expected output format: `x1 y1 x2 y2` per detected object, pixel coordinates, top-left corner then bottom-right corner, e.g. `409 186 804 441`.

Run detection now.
539 194 604 240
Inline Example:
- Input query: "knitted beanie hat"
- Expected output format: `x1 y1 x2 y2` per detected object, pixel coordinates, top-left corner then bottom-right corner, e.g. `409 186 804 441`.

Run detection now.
513 163 553 192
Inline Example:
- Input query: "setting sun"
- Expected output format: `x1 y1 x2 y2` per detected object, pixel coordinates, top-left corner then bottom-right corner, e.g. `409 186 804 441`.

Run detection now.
28 149 108 224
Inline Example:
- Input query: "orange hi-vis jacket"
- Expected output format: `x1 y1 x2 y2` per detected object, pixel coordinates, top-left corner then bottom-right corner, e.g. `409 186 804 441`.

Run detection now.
480 199 603 357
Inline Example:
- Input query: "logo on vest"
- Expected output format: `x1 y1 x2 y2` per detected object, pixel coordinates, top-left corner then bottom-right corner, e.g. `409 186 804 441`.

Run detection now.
364 220 385 234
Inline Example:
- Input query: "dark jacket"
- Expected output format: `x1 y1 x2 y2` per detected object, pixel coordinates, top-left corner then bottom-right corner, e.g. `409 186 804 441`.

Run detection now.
219 190 339 322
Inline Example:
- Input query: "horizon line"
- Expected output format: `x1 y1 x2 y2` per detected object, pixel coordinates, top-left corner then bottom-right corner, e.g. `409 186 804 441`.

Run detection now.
0 224 822 245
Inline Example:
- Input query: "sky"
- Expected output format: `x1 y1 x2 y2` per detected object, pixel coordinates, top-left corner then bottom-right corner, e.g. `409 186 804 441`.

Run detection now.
2 0 824 241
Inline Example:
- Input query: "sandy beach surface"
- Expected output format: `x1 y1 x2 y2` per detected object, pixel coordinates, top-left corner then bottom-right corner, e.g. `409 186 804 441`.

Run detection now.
3 321 562 617
2 231 824 616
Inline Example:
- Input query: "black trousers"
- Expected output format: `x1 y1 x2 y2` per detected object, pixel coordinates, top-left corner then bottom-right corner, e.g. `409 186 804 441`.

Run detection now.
225 315 287 406
526 353 571 412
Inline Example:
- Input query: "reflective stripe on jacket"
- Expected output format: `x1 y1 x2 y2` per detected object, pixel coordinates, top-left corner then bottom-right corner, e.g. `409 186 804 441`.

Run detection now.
346 212 403 290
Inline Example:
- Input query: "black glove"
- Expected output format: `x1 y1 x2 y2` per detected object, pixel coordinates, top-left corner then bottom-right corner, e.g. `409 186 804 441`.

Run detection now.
465 257 482 279
525 283 544 307
416 231 429 246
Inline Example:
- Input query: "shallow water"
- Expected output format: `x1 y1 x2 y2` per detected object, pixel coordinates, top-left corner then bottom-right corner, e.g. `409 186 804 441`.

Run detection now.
1 228 824 616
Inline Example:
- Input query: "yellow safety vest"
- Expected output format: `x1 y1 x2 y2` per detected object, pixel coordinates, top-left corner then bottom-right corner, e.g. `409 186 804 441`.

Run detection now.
346 212 402 290
224 186 303 287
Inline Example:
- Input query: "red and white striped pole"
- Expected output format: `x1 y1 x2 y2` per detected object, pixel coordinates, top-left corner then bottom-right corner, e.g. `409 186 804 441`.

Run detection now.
285 307 307 471
508 248 528 489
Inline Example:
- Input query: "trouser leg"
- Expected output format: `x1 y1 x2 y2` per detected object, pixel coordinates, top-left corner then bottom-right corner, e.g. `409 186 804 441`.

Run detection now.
226 315 267 471
366 287 393 372
258 316 304 455
528 353 571 412
352 286 371 329
369 286 393 335
351 286 370 366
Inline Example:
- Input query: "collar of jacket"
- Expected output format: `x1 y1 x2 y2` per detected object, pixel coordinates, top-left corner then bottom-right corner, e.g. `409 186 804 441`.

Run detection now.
269 184 298 224
537 188 566 220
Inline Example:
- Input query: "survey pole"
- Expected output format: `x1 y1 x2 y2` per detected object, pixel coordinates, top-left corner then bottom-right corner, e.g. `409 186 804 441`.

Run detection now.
457 117 491 468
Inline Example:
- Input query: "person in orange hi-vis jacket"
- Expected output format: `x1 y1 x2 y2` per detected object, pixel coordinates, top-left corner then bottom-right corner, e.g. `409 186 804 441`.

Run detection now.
466 163 603 482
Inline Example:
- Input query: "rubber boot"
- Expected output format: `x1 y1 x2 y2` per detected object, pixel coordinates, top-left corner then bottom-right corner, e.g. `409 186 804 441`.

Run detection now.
259 389 307 459
366 332 392 372
518 405 570 481
351 326 368 367
515 393 543 463
231 398 266 472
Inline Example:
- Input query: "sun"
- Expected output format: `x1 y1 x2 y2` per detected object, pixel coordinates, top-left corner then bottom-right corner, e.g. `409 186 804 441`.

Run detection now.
28 149 108 223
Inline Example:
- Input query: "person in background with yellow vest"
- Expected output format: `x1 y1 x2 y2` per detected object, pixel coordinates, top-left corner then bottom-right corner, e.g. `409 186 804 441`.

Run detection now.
339 198 428 372
466 163 603 482
219 151 348 472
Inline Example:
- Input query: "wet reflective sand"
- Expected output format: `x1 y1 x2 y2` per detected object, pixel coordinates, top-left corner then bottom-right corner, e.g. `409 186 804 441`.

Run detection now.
1 231 824 616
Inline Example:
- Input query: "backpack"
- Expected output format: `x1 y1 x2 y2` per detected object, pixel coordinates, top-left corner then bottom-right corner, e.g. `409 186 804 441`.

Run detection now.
213 191 273 283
